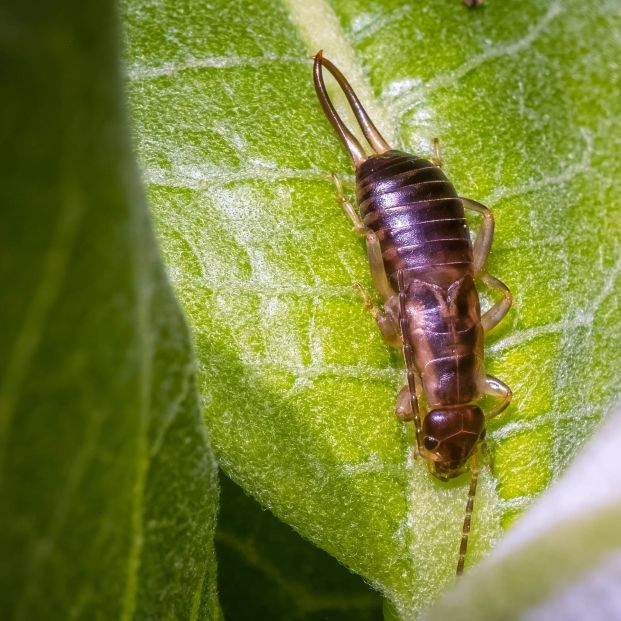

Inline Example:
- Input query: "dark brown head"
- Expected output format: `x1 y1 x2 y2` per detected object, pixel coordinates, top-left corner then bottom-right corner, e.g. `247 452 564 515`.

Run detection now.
421 405 485 480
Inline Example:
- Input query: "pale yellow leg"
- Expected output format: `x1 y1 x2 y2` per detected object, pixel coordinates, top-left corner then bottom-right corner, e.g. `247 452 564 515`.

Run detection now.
461 197 513 331
332 173 395 301
431 137 443 168
480 273 512 333
352 283 401 349
483 375 512 418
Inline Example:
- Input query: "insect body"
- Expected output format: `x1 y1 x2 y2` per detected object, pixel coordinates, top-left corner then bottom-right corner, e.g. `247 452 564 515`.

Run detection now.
313 51 513 575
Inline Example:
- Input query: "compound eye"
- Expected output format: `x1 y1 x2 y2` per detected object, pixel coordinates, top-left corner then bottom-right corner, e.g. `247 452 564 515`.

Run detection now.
423 436 439 451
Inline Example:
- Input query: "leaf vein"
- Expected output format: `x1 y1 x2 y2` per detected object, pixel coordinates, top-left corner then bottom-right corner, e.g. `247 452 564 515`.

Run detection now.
126 54 307 81
384 1 563 115
0 181 84 489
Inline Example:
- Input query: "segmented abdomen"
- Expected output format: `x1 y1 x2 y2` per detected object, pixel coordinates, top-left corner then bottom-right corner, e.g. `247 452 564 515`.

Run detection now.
356 150 473 289
355 150 483 406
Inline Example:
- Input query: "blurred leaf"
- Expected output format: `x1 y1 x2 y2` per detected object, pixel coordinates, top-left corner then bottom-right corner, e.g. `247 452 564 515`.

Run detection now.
217 471 383 620
122 0 621 617
0 2 220 619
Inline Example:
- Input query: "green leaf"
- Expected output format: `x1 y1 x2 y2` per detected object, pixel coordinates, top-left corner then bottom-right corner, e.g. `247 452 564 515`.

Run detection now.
122 0 621 616
0 2 220 619
217 472 383 620
424 408 621 620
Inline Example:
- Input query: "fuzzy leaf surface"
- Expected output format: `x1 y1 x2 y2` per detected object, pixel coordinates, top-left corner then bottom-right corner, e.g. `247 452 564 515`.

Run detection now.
123 0 621 615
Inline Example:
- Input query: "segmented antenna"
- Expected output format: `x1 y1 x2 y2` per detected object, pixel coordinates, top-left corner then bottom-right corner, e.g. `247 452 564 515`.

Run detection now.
313 51 391 165
456 456 480 576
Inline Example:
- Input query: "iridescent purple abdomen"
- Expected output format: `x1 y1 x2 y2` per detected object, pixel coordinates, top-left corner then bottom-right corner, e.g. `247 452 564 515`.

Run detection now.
356 150 473 289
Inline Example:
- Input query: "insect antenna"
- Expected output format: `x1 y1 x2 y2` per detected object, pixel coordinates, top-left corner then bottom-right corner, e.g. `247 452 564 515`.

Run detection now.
397 270 423 450
456 455 480 576
313 50 391 165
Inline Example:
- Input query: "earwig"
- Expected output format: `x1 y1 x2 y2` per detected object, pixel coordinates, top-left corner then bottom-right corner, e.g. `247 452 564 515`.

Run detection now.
313 51 513 576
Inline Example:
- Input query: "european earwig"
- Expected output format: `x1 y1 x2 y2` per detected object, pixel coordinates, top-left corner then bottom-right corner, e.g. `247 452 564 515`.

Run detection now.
313 51 513 576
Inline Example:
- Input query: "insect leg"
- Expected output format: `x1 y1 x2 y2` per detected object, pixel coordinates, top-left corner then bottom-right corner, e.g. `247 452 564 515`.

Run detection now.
365 231 397 302
461 197 512 329
332 173 365 234
354 280 422 426
460 198 512 330
395 374 424 422
395 385 413 421
482 374 512 418
460 197 494 275
332 173 395 301
353 284 401 348
480 272 513 332
398 271 424 449
431 137 443 168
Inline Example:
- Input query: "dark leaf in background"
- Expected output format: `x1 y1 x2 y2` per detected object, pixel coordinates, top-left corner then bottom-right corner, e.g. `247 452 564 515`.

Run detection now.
0 2 220 619
217 472 382 620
